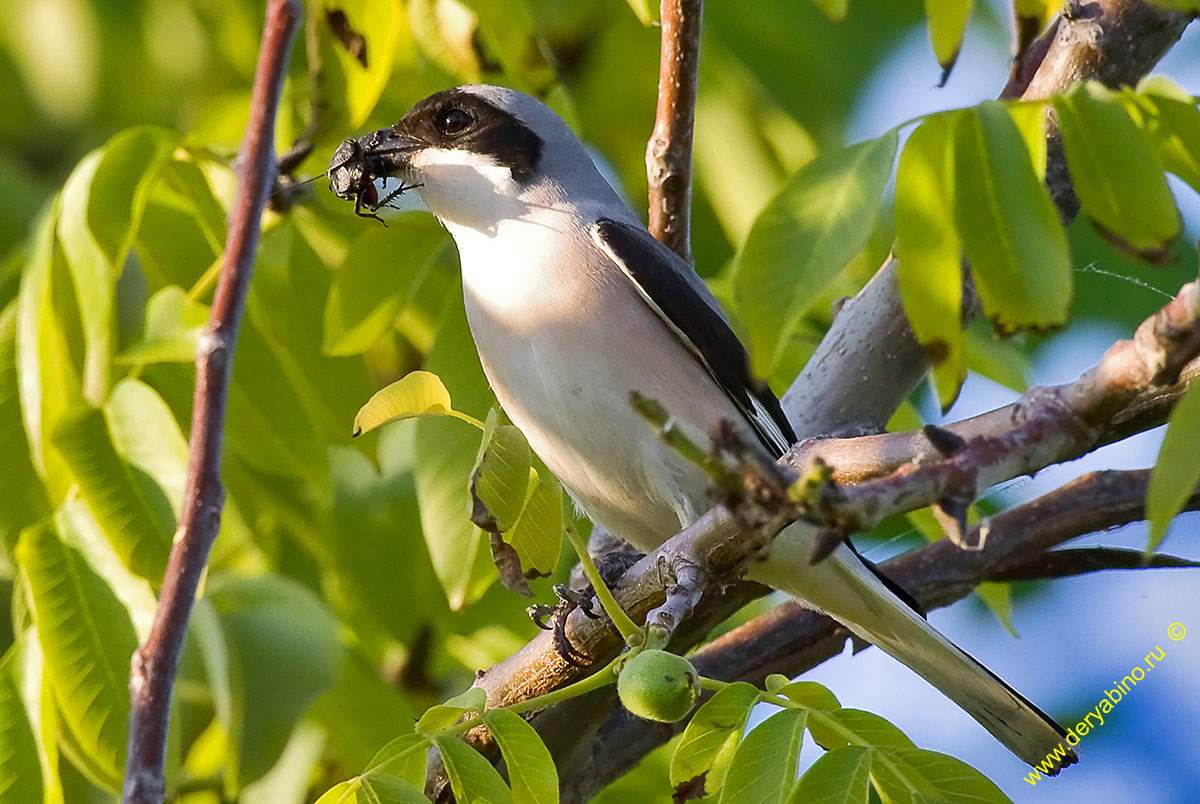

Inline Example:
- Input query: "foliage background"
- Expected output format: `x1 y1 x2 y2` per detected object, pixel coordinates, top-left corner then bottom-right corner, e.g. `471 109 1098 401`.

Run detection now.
1 0 1199 802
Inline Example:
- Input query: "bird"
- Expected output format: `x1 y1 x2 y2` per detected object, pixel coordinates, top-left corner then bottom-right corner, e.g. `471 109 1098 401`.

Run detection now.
328 84 1076 774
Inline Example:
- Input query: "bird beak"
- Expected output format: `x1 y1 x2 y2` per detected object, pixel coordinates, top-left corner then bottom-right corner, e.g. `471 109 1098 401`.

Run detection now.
327 128 423 203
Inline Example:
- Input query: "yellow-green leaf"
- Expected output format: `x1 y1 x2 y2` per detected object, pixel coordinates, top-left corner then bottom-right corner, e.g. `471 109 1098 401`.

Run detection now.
355 370 473 436
623 0 657 25
810 0 849 21
506 472 563 577
417 686 487 734
788 745 871 804
809 709 915 752
1053 82 1179 255
1124 82 1200 196
876 748 1012 803
50 405 175 582
0 301 50 552
734 131 898 376
366 732 432 787
1147 381 1200 549
953 101 1071 334
895 113 966 410
470 409 533 534
17 517 139 792
718 707 807 804
314 773 431 804
670 681 760 792
483 708 559 804
0 640 46 804
924 0 973 74
434 733 517 804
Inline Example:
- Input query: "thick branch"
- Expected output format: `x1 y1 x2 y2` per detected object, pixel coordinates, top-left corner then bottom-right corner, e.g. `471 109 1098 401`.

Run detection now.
646 0 703 262
121 4 300 803
563 468 1200 799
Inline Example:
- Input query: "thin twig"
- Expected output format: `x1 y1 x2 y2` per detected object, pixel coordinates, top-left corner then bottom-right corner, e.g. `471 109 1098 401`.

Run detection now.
646 0 703 262
121 3 300 802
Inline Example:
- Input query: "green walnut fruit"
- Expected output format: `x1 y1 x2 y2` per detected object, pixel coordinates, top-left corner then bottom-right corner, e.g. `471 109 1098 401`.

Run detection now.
617 649 700 723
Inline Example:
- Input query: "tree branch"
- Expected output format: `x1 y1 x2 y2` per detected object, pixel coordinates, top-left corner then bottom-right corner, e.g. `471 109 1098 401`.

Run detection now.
562 468 1200 799
121 3 300 803
646 0 703 262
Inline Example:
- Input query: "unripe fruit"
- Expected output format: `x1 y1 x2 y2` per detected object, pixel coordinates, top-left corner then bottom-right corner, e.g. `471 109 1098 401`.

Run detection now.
617 649 700 723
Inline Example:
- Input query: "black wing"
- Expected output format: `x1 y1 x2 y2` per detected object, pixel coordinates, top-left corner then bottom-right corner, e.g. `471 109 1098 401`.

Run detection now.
592 217 795 457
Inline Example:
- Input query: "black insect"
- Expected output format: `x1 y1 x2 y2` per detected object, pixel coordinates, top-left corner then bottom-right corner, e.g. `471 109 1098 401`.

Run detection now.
327 133 422 224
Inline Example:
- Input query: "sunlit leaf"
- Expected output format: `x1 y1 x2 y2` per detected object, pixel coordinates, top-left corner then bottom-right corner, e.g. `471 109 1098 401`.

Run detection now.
895 113 966 410
207 574 344 790
787 745 871 804
463 0 559 96
877 748 1011 803
718 707 807 804
505 472 563 577
953 101 1071 334
810 0 849 21
1053 82 1179 256
1147 381 1200 549
924 0 973 77
0 302 50 552
0 639 45 804
355 370 475 436
415 295 501 609
409 0 484 82
623 0 657 25
808 709 915 752
772 680 840 713
417 686 487 733
483 708 559 804
314 773 431 804
1124 80 1200 196
670 681 760 793
323 219 448 357
367 732 433 787
434 733 517 804
117 286 209 365
470 409 532 534
17 517 139 792
50 404 175 581
734 131 897 376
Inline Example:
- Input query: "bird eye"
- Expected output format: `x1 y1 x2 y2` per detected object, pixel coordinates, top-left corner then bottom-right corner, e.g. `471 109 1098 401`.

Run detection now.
436 107 474 136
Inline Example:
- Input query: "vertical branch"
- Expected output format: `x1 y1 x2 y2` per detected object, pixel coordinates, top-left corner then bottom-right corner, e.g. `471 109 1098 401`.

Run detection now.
121 2 301 803
646 0 703 262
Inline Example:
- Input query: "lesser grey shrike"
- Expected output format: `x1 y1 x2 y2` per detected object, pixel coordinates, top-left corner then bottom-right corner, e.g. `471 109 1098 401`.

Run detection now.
329 85 1076 773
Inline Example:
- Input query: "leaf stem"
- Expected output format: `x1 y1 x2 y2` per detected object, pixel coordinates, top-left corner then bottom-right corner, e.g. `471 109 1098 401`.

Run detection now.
564 522 641 644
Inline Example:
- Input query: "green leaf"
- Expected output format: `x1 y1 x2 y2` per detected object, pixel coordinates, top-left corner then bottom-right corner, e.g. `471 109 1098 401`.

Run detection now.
417 686 488 734
117 286 209 365
17 517 139 792
434 734 517 804
623 0 657 24
877 748 1011 803
670 681 760 792
895 113 966 410
17 207 83 494
409 0 485 82
1124 82 1200 197
329 0 402 127
367 732 433 787
734 131 897 376
505 472 563 577
415 295 501 609
207 574 345 790
1053 82 1179 255
57 127 174 402
0 301 50 552
483 708 559 804
809 709 915 753
718 707 807 804
314 773 431 804
323 219 447 357
953 101 1071 334
1147 381 1200 549
462 0 559 96
50 404 175 582
1144 0 1200 11
1008 101 1047 181
787 745 871 804
773 681 840 713
0 639 46 804
810 0 849 21
470 409 533 534
924 0 973 74
355 370 476 436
